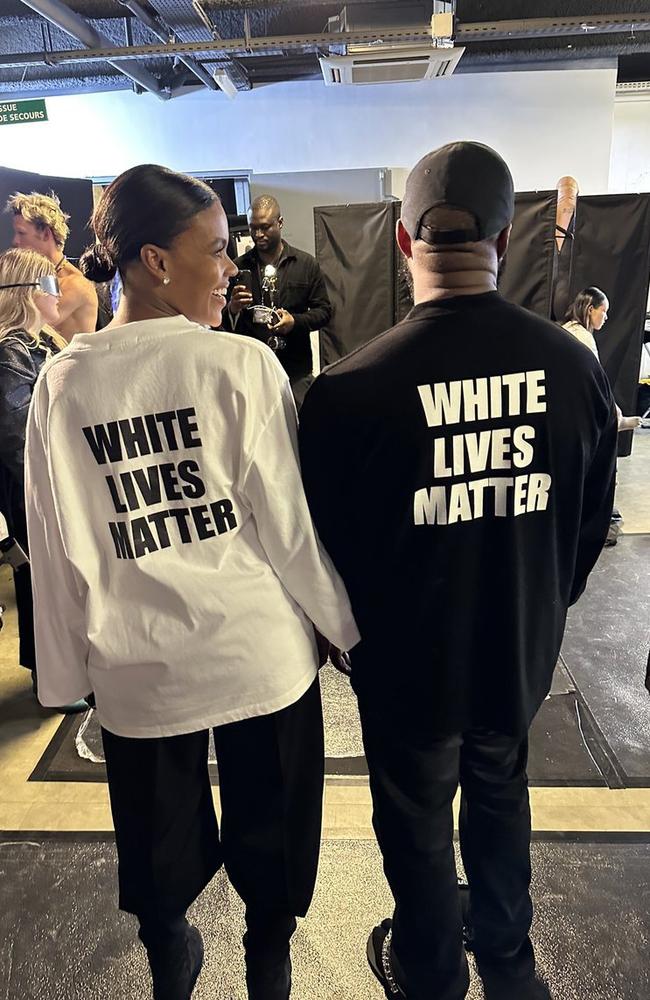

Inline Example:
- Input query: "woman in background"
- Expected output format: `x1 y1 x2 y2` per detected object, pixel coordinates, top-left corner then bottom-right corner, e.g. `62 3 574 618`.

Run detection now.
0 248 87 712
24 164 358 1000
563 286 642 433
564 287 642 545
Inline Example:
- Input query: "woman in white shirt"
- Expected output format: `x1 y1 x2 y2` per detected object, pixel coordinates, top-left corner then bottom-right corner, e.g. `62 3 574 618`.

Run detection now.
24 164 359 1000
563 286 641 432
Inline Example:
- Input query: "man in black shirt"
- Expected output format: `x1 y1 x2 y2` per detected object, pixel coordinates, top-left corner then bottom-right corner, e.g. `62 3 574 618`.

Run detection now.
224 195 332 407
299 143 617 1000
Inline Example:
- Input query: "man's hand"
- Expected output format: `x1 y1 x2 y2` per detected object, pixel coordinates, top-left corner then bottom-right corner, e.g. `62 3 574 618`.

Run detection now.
229 284 254 316
329 646 352 677
268 308 295 335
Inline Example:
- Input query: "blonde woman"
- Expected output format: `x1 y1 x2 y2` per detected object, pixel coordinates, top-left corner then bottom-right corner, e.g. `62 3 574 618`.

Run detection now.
8 190 98 341
0 248 87 711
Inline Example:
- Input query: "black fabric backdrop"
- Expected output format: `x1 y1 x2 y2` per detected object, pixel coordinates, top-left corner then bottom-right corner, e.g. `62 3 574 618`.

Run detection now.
314 202 403 367
569 194 650 457
0 165 94 261
315 193 559 364
499 191 557 320
314 193 650 457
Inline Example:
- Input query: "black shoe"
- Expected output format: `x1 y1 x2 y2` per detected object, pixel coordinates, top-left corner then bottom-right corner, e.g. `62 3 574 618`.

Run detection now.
245 954 292 1000
477 963 552 1000
476 943 550 1000
146 924 204 1000
458 882 473 951
366 919 407 999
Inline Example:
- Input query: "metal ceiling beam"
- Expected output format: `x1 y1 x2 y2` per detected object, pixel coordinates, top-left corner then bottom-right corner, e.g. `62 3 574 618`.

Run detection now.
116 0 219 91
18 0 168 98
458 15 650 42
0 26 432 67
3 14 650 71
202 0 391 6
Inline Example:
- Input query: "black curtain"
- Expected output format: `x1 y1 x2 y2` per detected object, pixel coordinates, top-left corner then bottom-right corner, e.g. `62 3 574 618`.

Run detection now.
314 194 559 363
0 165 94 261
314 193 650 451
314 202 403 366
498 191 557 319
569 194 650 456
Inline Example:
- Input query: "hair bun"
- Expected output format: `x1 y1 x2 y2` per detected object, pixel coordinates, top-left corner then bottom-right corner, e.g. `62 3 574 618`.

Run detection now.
79 242 117 283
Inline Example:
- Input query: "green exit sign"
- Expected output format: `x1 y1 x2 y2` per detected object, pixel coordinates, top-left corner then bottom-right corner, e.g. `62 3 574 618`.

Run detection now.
0 99 48 126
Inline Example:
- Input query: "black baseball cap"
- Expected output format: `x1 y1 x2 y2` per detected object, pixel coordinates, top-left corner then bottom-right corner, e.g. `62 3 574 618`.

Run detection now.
401 141 515 245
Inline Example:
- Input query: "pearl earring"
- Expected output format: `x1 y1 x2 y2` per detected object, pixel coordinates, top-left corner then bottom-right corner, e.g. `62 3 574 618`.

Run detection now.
162 276 170 286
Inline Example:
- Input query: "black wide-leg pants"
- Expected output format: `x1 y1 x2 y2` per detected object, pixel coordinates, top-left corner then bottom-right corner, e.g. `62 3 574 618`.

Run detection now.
359 707 534 1000
101 677 324 940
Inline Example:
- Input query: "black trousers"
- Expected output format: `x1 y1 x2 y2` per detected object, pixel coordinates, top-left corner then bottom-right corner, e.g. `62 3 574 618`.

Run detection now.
360 707 533 1000
102 678 324 947
13 564 35 671
288 372 314 411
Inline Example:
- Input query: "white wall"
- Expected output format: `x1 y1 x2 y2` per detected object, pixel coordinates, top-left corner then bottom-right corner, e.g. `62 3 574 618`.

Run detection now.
0 68 616 195
252 167 384 255
610 95 650 193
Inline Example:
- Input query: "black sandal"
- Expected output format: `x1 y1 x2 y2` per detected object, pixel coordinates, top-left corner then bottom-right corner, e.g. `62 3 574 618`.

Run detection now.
366 919 407 998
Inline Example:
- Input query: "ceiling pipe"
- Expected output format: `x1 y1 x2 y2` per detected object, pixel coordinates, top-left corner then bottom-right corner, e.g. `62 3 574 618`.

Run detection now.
18 0 169 99
117 0 219 92
205 0 384 6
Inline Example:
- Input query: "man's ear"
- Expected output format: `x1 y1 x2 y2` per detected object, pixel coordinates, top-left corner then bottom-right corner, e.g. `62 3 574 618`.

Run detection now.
496 223 512 261
396 220 413 259
278 215 284 231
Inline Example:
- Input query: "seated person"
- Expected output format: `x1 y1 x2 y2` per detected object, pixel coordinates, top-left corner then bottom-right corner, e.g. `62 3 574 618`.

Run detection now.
563 287 642 432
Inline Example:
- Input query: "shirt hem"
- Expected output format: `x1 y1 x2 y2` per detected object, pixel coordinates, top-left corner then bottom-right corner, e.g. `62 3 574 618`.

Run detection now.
96 666 318 739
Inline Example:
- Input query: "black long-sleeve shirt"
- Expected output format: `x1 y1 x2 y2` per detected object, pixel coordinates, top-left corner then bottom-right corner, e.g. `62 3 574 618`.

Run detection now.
299 292 618 737
223 241 332 380
0 329 59 547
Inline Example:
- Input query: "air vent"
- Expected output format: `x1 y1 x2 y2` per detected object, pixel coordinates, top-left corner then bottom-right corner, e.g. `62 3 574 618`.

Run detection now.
320 46 464 87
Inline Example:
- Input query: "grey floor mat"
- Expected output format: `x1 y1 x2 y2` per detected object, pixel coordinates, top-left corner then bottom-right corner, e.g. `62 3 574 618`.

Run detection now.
0 835 648 1000
561 535 650 784
32 683 606 786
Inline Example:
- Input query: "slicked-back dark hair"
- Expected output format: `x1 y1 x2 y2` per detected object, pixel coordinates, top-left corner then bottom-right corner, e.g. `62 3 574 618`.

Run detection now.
564 286 608 332
79 164 218 283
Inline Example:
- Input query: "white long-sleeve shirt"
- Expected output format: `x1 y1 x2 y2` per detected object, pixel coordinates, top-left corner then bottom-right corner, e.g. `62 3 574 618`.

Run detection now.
563 320 600 359
25 315 359 737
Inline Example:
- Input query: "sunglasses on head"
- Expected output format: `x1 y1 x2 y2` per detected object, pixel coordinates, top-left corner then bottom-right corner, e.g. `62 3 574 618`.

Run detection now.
0 275 61 296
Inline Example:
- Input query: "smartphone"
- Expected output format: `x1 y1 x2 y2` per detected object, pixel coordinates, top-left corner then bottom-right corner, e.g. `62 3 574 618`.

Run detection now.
237 269 253 293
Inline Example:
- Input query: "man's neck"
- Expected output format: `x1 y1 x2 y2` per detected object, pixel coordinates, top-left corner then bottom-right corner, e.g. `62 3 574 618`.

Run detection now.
411 245 498 304
39 244 59 266
256 241 284 267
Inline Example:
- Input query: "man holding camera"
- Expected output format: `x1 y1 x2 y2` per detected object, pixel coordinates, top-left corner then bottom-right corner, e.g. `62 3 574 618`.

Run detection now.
224 195 333 408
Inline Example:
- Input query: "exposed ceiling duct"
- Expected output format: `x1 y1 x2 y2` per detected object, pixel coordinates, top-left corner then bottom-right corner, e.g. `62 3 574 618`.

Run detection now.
18 0 169 99
115 0 219 92
1 4 650 100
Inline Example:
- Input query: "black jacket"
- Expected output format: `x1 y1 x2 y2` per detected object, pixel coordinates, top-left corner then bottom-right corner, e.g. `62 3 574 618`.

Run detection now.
223 242 333 379
0 329 60 548
299 292 618 737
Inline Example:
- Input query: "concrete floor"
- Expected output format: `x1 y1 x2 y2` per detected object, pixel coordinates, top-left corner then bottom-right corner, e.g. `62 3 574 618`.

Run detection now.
0 429 649 999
